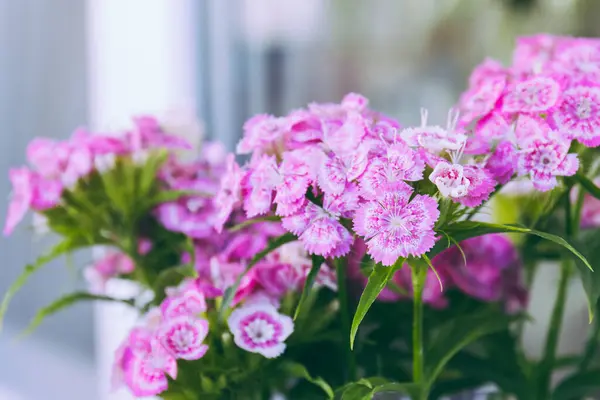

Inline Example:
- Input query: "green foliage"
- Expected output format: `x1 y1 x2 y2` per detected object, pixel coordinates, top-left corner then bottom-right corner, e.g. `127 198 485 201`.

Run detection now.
350 261 403 349
0 237 90 331
23 292 135 335
294 255 325 319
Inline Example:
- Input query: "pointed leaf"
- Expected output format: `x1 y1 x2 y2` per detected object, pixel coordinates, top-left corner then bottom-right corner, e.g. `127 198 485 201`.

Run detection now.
552 368 600 400
0 238 88 331
350 261 402 349
137 149 169 197
424 309 515 389
23 292 135 335
574 172 600 200
431 221 592 271
294 255 325 320
371 383 423 399
145 189 208 208
218 233 297 319
281 362 334 398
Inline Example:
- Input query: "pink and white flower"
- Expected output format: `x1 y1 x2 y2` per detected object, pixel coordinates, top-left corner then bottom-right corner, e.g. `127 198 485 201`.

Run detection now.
157 316 209 360
359 142 423 199
552 85 600 147
517 133 579 191
353 191 440 265
281 187 357 258
401 109 467 153
227 303 294 359
160 287 207 319
501 76 561 114
429 162 470 198
123 338 178 397
214 154 243 232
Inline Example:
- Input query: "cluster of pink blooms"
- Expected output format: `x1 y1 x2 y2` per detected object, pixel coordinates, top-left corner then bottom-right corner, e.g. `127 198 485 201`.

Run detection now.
214 93 500 266
3 116 190 236
349 234 526 311
459 35 600 191
113 238 336 397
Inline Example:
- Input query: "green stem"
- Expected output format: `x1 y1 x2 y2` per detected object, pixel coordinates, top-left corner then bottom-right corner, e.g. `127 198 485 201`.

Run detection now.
579 300 600 371
411 263 426 385
536 260 571 400
335 257 356 381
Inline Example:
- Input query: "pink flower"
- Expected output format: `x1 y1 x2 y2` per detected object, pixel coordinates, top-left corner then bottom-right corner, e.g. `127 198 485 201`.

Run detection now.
552 85 600 147
512 34 557 73
552 40 600 84
214 154 243 232
429 162 470 198
227 303 294 358
458 76 505 123
243 151 311 218
360 142 423 199
160 287 207 319
455 165 496 207
253 261 304 297
281 187 357 258
517 133 579 191
341 92 369 111
4 168 34 236
322 111 368 156
485 141 517 184
353 192 439 266
468 58 507 87
137 238 153 255
157 316 209 360
84 251 135 293
400 109 467 153
26 138 66 178
318 146 369 195
155 198 216 239
123 338 177 397
209 256 258 304
501 76 562 114
474 112 510 141
237 114 288 155
573 178 600 229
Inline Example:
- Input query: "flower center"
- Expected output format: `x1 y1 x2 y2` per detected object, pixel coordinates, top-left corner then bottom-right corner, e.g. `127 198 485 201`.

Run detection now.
245 318 275 344
577 98 592 119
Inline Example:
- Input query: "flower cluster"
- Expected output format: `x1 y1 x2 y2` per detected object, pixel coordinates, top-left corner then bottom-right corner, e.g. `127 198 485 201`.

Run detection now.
457 35 600 192
3 116 191 236
113 238 336 397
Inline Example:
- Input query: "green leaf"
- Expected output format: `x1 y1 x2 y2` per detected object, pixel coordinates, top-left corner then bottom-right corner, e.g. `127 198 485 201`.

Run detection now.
145 189 207 208
228 215 282 232
370 383 423 399
0 238 87 331
281 362 334 398
552 368 600 400
137 149 169 197
431 221 592 271
350 261 402 349
23 292 135 335
294 255 324 320
337 383 372 400
573 229 600 322
424 309 515 389
430 378 488 400
218 233 297 319
574 172 600 200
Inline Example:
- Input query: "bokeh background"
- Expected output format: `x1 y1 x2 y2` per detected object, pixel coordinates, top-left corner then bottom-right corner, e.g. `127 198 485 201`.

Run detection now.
0 1 599 399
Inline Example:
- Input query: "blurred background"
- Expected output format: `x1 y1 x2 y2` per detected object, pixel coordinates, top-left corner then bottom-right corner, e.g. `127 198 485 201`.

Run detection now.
1 0 599 399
